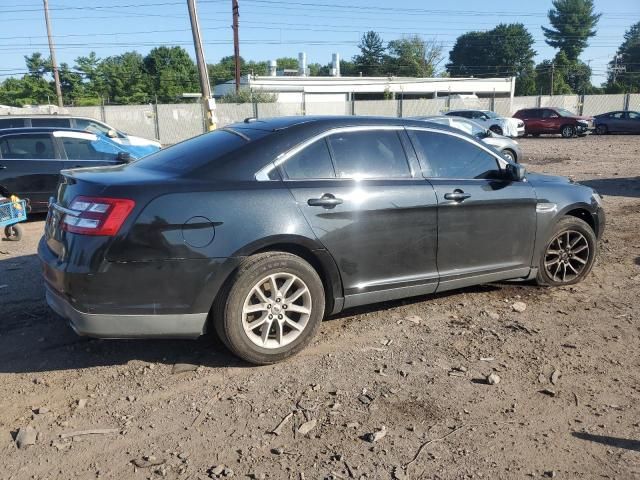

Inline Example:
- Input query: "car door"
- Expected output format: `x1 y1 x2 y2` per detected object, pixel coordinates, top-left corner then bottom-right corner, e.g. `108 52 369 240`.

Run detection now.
0 132 63 211
520 109 541 133
282 126 439 308
540 109 559 133
54 131 126 168
407 127 537 291
626 111 640 133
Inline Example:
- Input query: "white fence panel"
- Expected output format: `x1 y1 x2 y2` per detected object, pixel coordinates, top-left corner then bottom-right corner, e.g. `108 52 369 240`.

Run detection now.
540 95 580 113
306 101 351 116
402 98 447 117
582 94 626 116
510 96 538 115
449 97 492 111
354 100 398 116
257 102 303 118
216 103 254 127
104 105 157 140
628 94 640 111
66 106 103 121
157 103 203 145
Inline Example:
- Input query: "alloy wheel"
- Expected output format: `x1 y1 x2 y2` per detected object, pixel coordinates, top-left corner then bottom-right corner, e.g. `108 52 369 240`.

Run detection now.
543 230 590 283
241 273 312 349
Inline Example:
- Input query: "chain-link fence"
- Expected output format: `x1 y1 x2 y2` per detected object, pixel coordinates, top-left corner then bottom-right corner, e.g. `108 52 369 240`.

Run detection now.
55 93 638 145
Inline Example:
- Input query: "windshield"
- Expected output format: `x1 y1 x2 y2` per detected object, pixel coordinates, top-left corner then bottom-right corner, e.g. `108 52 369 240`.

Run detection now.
556 108 577 117
483 111 499 119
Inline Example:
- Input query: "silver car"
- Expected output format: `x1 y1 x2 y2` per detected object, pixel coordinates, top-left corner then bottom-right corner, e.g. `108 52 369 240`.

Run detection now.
413 115 522 163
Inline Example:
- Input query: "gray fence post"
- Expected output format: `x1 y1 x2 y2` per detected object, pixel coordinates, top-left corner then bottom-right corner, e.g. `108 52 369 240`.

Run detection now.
624 93 631 110
579 95 585 115
252 101 258 119
100 98 106 122
302 91 306 116
153 96 160 141
398 97 403 118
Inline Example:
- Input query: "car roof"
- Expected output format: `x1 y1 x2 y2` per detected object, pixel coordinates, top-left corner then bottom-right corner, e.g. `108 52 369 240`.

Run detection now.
227 115 457 132
0 127 102 135
0 115 95 120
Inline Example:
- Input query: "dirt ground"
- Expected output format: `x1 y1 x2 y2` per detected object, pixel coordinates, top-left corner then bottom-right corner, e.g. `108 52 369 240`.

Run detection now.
0 134 639 480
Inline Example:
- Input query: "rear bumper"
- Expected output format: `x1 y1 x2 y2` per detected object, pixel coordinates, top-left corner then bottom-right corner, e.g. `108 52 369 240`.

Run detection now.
45 284 207 339
38 236 242 338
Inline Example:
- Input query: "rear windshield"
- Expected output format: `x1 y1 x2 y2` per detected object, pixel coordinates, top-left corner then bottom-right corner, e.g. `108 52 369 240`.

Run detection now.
131 129 248 173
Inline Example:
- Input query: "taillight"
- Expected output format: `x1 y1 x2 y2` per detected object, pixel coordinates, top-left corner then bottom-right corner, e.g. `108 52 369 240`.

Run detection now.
62 196 135 236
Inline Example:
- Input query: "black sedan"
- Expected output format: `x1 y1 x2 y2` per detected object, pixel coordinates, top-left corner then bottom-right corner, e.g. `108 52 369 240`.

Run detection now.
39 116 605 364
594 110 640 134
0 127 132 212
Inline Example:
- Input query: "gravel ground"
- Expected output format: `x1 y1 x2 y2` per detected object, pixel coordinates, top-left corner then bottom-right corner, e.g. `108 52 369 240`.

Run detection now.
0 134 639 480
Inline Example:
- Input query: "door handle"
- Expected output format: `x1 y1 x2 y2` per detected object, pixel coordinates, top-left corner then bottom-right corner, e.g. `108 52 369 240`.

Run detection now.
444 190 471 202
0 165 6 170
307 193 343 208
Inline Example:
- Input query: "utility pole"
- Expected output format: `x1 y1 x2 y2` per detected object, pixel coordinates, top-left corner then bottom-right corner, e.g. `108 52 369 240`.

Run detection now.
232 0 241 93
43 0 63 108
187 0 216 130
550 62 555 96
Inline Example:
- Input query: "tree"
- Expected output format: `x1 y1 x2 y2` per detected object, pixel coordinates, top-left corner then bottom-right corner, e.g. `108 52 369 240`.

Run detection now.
447 24 537 95
353 31 386 76
542 0 601 61
143 46 199 101
386 35 442 77
606 21 640 93
96 51 149 104
535 52 573 95
24 52 51 79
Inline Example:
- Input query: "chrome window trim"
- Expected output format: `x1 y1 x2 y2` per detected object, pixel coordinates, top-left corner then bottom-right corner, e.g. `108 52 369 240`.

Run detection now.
255 125 412 181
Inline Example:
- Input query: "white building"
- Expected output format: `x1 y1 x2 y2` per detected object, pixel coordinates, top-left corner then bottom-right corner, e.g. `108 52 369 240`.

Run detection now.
214 53 516 107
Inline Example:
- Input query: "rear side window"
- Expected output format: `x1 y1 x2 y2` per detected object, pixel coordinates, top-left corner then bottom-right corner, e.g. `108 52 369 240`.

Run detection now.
283 139 335 179
31 117 71 128
409 130 500 179
59 135 122 161
0 134 56 159
327 130 411 179
132 130 247 173
0 118 26 129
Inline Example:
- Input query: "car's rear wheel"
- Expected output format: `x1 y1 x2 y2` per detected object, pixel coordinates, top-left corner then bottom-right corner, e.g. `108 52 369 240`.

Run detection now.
501 149 516 163
595 124 608 135
561 125 576 138
489 125 503 136
536 216 597 286
214 252 325 364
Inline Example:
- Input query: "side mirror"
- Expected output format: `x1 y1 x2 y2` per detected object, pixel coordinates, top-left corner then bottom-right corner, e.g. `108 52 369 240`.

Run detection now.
506 162 526 181
107 129 118 138
116 151 132 163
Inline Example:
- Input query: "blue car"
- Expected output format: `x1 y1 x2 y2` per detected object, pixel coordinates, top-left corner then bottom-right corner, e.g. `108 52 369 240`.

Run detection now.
594 111 640 134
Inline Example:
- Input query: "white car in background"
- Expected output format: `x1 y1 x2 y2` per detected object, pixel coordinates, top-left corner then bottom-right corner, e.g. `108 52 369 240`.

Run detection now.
445 109 525 137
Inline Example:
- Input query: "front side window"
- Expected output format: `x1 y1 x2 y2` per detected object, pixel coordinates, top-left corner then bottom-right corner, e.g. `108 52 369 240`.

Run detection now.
282 139 335 179
31 117 71 128
409 130 500 179
542 109 558 119
327 130 411 179
0 134 56 159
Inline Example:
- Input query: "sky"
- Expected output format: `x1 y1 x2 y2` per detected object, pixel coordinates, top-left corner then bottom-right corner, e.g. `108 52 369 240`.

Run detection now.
0 0 638 86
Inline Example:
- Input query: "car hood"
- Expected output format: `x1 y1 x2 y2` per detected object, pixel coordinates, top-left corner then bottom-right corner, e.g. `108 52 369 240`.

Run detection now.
525 172 574 185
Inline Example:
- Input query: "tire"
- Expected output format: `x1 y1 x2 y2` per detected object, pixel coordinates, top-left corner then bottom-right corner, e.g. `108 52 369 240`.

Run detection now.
4 224 22 242
214 252 325 365
501 149 516 163
595 124 608 135
489 125 503 136
532 133 541 138
561 125 576 138
536 216 597 287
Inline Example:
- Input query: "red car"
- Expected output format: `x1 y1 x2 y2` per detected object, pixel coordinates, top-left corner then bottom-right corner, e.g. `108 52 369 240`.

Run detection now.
513 108 592 138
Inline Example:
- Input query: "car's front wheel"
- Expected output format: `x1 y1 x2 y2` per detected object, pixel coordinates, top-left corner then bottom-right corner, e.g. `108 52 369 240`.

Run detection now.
214 252 325 364
536 216 597 286
595 124 608 135
561 125 576 138
501 149 516 163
